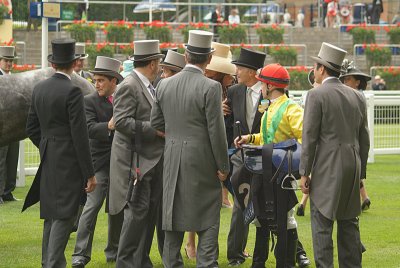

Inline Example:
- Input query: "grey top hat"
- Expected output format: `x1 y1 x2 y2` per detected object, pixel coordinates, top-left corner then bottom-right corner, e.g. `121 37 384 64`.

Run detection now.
340 59 371 82
0 46 18 60
90 56 123 83
185 30 215 55
75 43 89 59
130 40 165 62
160 50 185 72
311 42 347 72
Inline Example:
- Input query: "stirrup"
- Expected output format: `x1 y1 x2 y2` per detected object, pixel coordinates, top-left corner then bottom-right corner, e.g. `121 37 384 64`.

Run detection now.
281 174 300 190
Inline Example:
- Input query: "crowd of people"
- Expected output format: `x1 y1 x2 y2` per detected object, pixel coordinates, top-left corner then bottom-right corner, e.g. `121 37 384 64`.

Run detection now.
0 28 371 268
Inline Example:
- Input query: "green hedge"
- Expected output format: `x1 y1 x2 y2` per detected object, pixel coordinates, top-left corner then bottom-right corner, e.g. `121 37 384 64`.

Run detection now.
365 46 392 69
218 25 247 44
256 26 284 44
86 44 115 69
349 27 375 46
105 22 134 43
269 46 297 66
287 67 310 91
65 23 97 42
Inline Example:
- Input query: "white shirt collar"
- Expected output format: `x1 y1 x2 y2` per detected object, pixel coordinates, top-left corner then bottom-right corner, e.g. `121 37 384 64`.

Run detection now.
133 69 151 88
0 68 10 75
56 71 71 80
322 76 336 84
248 81 262 93
186 64 204 74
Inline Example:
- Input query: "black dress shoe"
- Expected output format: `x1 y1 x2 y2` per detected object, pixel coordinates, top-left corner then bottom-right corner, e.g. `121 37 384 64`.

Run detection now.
296 204 305 216
228 260 244 266
71 259 85 268
362 198 371 211
106 257 116 263
2 194 18 202
297 254 311 267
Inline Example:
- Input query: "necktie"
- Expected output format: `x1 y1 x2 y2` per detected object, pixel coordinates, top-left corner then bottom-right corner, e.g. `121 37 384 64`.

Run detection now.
107 95 113 104
246 88 254 131
148 84 156 98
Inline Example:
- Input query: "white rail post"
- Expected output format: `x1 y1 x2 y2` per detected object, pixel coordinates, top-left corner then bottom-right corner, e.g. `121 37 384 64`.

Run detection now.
16 140 26 187
366 93 375 163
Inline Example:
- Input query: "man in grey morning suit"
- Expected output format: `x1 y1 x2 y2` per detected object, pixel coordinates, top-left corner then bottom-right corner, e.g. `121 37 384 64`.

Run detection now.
109 40 165 268
151 30 230 268
72 56 124 267
299 42 370 268
0 45 20 204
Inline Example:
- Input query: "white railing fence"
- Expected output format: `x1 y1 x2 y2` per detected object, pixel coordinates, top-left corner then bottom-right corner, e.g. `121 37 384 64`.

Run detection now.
16 91 400 186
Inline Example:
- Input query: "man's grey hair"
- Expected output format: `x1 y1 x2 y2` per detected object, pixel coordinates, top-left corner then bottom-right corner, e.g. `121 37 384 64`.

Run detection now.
185 51 210 65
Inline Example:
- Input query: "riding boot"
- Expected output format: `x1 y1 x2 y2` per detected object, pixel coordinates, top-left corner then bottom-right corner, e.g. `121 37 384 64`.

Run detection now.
285 229 298 268
251 225 270 268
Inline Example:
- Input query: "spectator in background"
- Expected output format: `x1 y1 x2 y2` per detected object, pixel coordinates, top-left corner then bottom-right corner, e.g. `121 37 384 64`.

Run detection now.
327 0 339 27
228 8 240 25
120 60 134 78
372 75 387 90
77 0 89 20
211 4 224 39
371 0 383 24
0 46 19 205
27 0 40 32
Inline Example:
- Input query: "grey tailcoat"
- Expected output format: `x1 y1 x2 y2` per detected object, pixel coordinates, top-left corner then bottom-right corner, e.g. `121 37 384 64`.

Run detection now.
151 66 230 232
109 71 164 215
299 78 370 221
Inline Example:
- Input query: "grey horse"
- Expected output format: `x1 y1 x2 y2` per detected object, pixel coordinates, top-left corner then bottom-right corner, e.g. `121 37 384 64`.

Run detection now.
0 68 95 146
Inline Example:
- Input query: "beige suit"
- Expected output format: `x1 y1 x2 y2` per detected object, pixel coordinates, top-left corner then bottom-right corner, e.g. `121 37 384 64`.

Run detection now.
300 77 370 267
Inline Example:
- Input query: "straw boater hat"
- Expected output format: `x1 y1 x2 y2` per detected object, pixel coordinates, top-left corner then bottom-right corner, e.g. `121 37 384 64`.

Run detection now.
0 46 18 60
130 40 165 62
340 59 371 82
160 50 185 72
90 56 123 83
185 30 215 55
120 59 134 78
231 48 266 70
206 42 236 75
48 39 80 64
75 43 89 59
311 42 347 73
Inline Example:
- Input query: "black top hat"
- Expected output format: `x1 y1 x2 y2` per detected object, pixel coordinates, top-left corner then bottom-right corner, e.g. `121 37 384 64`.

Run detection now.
48 38 80 64
231 48 266 70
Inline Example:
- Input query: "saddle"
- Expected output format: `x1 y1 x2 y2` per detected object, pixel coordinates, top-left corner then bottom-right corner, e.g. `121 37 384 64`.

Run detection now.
243 138 302 190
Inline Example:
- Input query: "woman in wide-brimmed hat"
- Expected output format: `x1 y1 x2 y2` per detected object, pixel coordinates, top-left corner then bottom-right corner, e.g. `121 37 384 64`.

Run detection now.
340 59 372 211
340 59 371 94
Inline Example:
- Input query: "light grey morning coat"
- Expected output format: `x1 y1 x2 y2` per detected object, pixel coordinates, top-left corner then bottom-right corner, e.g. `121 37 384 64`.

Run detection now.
151 66 230 232
109 71 164 215
300 78 370 221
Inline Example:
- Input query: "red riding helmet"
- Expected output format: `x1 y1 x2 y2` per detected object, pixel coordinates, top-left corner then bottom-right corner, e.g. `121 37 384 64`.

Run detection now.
255 63 290 88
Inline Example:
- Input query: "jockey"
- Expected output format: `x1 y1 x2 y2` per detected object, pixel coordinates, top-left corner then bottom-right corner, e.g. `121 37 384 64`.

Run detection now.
235 63 310 268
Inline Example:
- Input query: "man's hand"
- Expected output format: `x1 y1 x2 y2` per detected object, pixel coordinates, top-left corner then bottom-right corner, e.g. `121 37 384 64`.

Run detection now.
217 170 229 182
234 134 250 148
156 130 165 138
300 175 310 194
222 98 232 116
108 117 115 130
85 176 97 193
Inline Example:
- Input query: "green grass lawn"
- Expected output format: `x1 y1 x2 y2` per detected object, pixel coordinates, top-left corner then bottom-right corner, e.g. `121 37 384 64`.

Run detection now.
1 155 400 268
